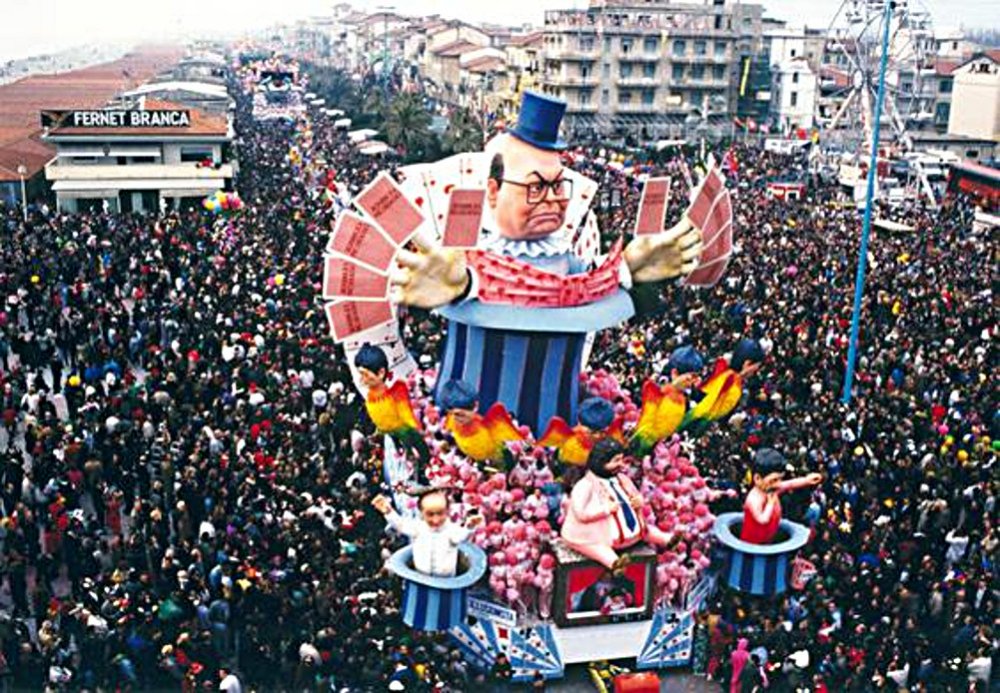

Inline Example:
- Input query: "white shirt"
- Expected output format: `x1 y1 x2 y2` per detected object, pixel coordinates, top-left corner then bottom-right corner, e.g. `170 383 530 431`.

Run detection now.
386 511 470 577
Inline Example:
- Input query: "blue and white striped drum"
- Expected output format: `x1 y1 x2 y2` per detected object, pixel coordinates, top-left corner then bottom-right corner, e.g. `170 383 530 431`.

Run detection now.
713 512 810 596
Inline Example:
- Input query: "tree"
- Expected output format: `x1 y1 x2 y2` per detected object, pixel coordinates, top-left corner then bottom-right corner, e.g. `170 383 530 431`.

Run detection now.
382 92 436 163
303 63 360 114
442 107 484 155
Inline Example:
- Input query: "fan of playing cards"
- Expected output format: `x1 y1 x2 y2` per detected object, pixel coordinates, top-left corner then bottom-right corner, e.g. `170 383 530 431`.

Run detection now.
681 159 734 288
320 152 602 386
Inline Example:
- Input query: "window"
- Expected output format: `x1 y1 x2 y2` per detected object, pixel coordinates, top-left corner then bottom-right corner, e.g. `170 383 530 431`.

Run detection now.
602 88 610 104
581 66 591 78
694 40 707 56
714 41 726 56
580 38 594 52
790 92 798 107
621 38 633 54
642 89 655 105
689 92 704 109
620 63 633 78
673 40 686 56
792 72 799 84
180 147 214 163
672 64 684 80
580 91 592 105
935 102 950 123
603 63 611 78
618 90 632 104
965 149 977 158
643 62 656 78
791 49 797 58
692 65 705 80
713 65 726 80
644 37 658 53
604 37 612 52
939 79 952 93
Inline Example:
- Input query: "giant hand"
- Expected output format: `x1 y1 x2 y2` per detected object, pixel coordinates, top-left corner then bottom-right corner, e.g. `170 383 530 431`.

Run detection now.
389 235 470 309
624 217 703 283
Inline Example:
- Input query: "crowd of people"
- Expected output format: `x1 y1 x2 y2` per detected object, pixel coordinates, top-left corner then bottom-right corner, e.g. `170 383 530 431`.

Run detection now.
0 55 996 693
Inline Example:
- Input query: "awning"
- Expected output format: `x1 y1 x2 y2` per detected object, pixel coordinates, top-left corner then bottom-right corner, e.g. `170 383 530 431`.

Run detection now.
52 178 223 192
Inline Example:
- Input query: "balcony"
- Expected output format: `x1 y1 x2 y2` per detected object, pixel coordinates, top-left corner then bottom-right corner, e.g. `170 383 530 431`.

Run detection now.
618 75 660 87
549 48 600 60
46 162 234 182
545 74 599 87
616 102 658 113
566 102 599 113
617 53 659 63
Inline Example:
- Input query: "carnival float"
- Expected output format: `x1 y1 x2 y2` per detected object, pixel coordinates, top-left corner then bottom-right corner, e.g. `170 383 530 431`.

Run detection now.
316 92 818 681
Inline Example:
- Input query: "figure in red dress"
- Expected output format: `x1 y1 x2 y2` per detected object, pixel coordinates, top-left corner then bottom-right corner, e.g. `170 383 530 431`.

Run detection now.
741 448 822 545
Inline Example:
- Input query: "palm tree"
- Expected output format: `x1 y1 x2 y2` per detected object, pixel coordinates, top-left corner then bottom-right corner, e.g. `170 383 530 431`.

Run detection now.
382 93 435 162
442 107 484 155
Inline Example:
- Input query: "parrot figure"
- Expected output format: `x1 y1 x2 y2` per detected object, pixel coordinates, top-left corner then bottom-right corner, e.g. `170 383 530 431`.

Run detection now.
537 396 625 466
355 345 430 483
445 402 524 466
630 379 687 456
687 359 743 423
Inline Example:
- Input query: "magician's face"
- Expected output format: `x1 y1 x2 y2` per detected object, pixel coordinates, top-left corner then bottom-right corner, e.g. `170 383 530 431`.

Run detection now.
487 136 569 242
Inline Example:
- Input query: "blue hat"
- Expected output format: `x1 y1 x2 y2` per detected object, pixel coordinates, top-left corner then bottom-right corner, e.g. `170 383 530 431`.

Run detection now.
509 91 568 152
579 397 615 430
731 338 765 372
439 379 478 411
668 345 704 375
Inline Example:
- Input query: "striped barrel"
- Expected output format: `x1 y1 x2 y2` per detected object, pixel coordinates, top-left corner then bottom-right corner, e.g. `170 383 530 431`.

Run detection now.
389 543 487 632
435 321 586 435
712 513 810 596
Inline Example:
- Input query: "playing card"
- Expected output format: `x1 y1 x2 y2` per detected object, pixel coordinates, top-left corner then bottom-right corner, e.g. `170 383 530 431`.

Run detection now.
460 152 491 189
561 168 599 238
634 177 671 236
687 166 725 230
703 189 733 248
327 212 397 274
324 300 395 343
396 163 439 236
353 172 425 246
573 211 602 266
441 189 486 248
698 219 733 266
321 256 389 300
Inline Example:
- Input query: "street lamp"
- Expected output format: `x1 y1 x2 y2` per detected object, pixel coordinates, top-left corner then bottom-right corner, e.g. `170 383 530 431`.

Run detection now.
16 164 27 222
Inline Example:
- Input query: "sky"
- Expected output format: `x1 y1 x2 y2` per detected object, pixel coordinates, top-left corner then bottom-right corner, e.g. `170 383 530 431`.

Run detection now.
1 0 997 62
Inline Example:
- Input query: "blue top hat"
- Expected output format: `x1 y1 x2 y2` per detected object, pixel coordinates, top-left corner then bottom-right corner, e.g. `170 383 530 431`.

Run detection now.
509 91 568 152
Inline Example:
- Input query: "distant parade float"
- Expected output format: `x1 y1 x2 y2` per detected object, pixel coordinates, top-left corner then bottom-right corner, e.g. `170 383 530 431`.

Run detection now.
311 89 817 681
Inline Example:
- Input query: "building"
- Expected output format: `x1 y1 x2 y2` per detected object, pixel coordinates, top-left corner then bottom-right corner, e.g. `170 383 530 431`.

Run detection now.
0 46 182 207
948 51 1000 142
122 81 233 115
42 99 233 213
539 0 764 141
770 58 817 130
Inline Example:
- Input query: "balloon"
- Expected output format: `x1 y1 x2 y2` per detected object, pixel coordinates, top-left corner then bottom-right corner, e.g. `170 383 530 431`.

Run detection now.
30 275 40 284
274 274 285 287
957 450 968 463
203 198 213 210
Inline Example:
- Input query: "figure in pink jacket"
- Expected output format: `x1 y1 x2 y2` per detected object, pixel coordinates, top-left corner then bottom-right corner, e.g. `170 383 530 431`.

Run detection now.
560 439 674 572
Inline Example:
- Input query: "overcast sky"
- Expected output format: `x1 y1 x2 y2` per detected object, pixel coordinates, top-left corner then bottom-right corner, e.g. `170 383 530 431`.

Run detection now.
2 0 997 62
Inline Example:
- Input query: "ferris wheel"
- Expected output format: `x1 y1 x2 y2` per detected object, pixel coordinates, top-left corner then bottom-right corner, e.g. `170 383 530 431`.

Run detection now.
819 0 934 155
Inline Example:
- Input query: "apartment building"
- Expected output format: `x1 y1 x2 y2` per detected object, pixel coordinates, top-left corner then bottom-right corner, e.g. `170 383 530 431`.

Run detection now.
948 51 1000 142
539 0 763 140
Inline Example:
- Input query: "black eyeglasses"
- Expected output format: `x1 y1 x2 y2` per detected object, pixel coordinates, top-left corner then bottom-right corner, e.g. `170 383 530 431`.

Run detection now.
501 175 573 204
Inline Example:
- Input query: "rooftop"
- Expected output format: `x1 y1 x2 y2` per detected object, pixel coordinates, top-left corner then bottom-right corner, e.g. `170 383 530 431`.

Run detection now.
0 46 182 181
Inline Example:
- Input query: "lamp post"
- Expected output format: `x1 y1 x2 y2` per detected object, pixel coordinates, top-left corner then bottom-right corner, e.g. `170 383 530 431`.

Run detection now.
377 5 394 96
16 164 27 222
